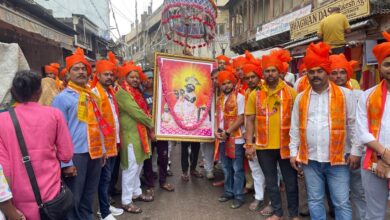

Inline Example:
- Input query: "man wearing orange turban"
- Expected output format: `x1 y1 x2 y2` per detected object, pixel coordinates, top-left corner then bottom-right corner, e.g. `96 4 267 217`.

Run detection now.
215 70 246 209
240 62 267 211
246 48 298 219
329 53 366 219
356 31 390 220
44 62 64 90
115 61 154 213
216 55 230 71
52 47 113 219
290 42 356 219
293 63 310 93
90 52 124 218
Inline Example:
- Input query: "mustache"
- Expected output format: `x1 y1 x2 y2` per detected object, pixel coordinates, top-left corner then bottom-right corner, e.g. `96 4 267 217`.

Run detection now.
311 77 321 81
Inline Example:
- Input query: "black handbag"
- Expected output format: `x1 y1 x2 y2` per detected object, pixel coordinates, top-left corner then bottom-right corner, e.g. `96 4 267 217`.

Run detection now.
9 107 74 220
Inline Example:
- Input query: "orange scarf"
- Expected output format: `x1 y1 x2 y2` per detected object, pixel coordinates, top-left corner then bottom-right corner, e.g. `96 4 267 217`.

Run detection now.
68 81 113 159
215 91 242 159
298 82 346 165
297 75 310 93
121 81 151 154
55 77 64 91
345 80 354 90
255 81 293 159
96 83 118 157
363 80 388 170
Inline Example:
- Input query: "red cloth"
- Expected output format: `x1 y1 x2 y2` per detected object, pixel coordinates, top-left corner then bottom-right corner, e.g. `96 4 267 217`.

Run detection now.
330 53 358 79
262 49 292 73
373 31 390 65
217 70 237 85
303 42 332 74
65 47 92 75
44 63 60 75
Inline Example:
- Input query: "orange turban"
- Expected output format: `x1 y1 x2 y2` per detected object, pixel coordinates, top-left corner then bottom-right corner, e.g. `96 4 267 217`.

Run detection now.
242 63 262 78
66 47 92 75
281 62 289 74
303 42 331 74
224 65 236 75
330 53 358 79
60 68 67 78
117 61 145 80
232 56 247 69
298 63 307 74
44 63 60 75
216 55 230 65
217 70 237 86
373 32 390 65
262 49 292 73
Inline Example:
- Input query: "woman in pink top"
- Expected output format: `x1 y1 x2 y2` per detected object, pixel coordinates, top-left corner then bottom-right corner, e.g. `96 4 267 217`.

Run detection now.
0 71 74 220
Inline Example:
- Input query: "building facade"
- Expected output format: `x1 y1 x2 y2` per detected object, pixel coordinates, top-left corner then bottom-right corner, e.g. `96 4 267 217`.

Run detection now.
124 0 236 69
227 0 390 89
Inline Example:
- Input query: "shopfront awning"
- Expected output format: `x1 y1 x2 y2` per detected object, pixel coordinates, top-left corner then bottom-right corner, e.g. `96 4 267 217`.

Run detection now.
0 4 74 48
283 19 374 49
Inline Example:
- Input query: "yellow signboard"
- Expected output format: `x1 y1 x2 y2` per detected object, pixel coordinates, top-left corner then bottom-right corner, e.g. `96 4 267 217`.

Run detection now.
290 0 370 40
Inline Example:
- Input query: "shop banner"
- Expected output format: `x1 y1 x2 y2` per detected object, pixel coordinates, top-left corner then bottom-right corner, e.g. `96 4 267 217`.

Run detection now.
290 0 370 40
256 5 311 41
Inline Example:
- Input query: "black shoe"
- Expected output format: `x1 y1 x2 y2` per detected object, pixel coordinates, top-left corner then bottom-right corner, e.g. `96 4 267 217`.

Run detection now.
299 211 310 217
231 199 244 209
218 195 233 202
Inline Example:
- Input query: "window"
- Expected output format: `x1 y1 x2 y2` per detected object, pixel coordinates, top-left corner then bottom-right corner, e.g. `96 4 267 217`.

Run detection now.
283 0 293 12
217 23 226 36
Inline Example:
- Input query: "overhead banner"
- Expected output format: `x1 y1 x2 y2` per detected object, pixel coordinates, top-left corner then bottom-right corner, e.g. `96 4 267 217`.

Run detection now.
290 0 370 40
256 5 312 41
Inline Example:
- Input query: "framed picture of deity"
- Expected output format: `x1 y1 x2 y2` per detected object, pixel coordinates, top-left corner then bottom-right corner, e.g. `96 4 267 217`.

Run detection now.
153 53 216 142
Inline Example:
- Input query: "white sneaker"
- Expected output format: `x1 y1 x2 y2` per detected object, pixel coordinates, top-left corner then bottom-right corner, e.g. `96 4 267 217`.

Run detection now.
109 206 124 216
206 171 215 180
102 214 116 220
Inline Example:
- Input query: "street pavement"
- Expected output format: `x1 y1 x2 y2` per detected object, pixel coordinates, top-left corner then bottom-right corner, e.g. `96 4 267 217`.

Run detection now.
102 144 390 220
106 144 309 220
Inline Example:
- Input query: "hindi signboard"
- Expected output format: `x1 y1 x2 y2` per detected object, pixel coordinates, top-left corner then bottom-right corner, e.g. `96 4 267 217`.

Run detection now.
290 0 370 40
256 5 311 41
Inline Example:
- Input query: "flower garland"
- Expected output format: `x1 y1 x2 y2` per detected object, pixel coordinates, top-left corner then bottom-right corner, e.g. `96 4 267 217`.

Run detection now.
158 58 214 131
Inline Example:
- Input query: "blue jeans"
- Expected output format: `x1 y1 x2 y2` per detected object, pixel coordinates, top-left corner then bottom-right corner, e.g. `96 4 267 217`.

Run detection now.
98 157 116 218
65 153 102 220
302 160 352 220
219 142 245 201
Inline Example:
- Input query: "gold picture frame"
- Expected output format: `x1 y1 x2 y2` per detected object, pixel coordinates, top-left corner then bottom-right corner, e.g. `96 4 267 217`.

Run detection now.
153 52 216 142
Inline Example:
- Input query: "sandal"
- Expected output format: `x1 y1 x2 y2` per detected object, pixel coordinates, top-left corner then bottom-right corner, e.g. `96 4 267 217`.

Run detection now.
133 194 154 202
160 183 175 192
190 170 204 178
181 173 189 182
122 203 142 214
259 204 273 216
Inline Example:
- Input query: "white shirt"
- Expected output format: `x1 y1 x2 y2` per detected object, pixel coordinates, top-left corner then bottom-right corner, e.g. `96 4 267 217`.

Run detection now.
293 76 304 92
289 85 357 162
218 92 245 144
284 72 296 86
0 164 12 220
356 86 390 149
